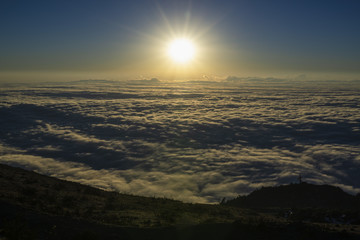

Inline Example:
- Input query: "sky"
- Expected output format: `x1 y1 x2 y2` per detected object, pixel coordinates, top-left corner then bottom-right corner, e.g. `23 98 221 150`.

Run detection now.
1 0 360 81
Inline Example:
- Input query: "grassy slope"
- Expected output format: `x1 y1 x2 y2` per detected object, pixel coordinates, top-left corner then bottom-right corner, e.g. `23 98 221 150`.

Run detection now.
0 163 250 227
0 163 359 240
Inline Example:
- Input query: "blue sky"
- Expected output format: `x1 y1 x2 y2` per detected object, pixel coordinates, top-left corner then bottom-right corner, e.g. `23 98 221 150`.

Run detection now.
1 0 359 81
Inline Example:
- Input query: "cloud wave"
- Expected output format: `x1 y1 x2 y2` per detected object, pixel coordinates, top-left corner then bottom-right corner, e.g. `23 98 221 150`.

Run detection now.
1 80 359 202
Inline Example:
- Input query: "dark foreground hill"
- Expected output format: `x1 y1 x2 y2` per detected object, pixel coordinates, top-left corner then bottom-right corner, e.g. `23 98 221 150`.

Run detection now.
0 163 248 227
225 182 360 209
0 163 359 240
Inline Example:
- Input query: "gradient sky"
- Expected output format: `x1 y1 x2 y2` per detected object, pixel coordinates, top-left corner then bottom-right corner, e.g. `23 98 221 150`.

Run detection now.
1 0 360 81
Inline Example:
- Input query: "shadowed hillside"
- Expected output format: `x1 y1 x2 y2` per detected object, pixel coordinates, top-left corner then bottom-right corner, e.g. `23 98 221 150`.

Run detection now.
1 163 360 239
0 163 247 228
225 182 360 209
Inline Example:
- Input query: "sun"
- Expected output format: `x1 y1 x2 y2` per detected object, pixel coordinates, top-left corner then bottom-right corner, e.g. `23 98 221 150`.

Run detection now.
168 38 195 64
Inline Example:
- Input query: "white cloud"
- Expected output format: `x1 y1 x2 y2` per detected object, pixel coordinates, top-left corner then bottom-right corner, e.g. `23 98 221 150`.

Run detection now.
0 80 359 202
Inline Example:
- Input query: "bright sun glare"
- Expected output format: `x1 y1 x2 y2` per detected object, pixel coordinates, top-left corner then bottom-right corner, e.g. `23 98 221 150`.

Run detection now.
168 38 195 64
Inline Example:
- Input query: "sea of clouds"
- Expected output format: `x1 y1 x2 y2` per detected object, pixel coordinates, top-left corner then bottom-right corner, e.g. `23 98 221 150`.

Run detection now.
0 78 359 203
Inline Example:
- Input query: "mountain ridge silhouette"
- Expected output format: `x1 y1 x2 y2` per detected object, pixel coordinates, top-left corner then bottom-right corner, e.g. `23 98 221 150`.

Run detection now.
226 182 360 209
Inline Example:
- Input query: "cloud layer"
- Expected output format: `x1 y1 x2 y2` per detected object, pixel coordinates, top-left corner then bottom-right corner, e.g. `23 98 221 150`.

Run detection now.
1 79 359 203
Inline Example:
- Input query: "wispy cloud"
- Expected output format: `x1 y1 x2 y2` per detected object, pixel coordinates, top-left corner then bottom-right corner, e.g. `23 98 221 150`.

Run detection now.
1 80 359 202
